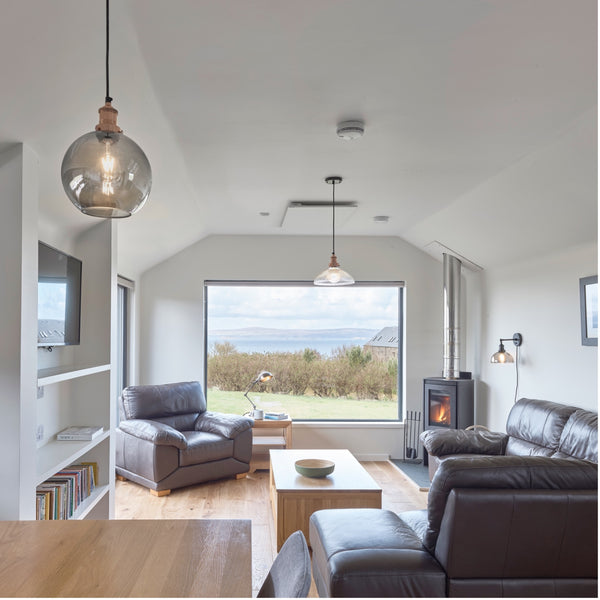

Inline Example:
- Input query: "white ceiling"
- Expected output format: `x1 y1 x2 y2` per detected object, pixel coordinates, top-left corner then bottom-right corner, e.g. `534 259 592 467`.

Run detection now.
1 0 596 276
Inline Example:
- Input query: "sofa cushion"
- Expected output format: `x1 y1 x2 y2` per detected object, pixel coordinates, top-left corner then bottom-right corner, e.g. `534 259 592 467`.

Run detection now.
505 398 577 456
121 381 207 420
398 509 428 545
309 508 446 598
424 455 598 553
180 431 234 466
553 409 598 463
421 428 508 457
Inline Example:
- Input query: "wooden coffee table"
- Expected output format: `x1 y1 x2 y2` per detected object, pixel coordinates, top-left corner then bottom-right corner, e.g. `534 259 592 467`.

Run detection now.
269 449 382 550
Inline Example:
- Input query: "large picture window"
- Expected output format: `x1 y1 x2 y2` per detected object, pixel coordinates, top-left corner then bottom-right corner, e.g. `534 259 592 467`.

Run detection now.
204 281 403 421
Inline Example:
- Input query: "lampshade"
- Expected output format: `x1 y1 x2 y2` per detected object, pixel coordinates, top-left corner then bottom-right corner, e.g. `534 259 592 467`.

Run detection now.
314 176 355 286
490 341 514 363
61 128 152 218
256 371 273 383
490 333 522 363
61 0 151 218
314 254 355 286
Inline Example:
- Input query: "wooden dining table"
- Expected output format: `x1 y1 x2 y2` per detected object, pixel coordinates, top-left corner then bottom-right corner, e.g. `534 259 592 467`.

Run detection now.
0 518 252 597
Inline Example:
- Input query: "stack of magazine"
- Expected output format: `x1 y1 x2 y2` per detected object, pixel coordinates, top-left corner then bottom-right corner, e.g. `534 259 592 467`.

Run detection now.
35 462 97 520
264 412 288 420
56 426 104 441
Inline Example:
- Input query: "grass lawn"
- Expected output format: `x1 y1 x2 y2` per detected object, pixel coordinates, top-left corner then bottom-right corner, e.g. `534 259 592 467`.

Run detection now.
207 389 399 420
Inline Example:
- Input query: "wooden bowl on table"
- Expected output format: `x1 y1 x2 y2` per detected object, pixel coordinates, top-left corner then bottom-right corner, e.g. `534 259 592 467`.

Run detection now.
294 458 335 478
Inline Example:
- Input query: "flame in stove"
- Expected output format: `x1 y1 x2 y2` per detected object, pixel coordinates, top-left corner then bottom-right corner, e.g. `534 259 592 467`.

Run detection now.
435 405 450 425
430 396 452 425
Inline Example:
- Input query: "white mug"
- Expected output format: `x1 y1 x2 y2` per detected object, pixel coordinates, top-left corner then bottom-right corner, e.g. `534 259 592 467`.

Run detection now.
252 409 264 420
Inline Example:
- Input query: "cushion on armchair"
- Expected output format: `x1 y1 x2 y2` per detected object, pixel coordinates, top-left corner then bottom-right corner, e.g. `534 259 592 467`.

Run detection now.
120 380 207 421
118 419 188 450
195 411 254 439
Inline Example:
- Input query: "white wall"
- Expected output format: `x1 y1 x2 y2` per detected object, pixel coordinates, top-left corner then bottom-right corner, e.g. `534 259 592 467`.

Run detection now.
139 234 446 459
0 144 39 519
476 242 598 431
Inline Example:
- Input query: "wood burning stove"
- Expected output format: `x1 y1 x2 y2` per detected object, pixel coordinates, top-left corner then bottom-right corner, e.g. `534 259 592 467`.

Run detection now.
423 376 474 465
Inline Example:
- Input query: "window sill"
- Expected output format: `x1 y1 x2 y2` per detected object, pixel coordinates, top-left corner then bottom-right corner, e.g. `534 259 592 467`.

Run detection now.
292 421 403 429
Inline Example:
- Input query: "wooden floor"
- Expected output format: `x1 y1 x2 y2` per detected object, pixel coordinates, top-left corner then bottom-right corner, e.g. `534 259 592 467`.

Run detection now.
115 461 428 597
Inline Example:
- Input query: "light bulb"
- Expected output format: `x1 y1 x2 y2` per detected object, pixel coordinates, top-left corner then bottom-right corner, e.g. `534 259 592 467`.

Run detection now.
61 130 151 218
327 268 342 283
101 140 115 196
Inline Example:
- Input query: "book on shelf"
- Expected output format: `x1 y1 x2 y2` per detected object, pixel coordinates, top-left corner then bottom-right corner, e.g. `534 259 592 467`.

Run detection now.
35 462 97 520
56 426 104 441
264 412 289 420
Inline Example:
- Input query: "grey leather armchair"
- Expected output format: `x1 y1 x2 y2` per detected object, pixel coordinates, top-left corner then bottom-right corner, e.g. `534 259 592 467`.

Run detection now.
116 381 253 495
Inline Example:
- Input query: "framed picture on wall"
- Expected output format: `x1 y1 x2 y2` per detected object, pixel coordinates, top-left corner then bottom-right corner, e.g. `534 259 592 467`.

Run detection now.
579 275 598 346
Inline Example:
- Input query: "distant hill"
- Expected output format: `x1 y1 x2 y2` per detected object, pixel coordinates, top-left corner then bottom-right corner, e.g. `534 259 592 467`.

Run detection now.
208 327 377 340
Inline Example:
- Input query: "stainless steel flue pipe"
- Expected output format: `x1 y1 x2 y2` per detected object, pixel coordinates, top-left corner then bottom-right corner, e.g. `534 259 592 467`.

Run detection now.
442 253 462 379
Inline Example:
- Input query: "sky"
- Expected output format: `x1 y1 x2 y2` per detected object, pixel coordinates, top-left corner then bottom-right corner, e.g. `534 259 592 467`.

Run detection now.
206 285 399 331
38 282 67 320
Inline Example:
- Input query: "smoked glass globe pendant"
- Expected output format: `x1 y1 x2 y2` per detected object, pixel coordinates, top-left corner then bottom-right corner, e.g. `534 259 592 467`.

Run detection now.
61 0 151 218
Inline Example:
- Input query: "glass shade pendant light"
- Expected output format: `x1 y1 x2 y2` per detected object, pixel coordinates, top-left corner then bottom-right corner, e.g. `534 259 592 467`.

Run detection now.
490 341 514 363
490 333 522 363
314 176 355 286
61 0 152 218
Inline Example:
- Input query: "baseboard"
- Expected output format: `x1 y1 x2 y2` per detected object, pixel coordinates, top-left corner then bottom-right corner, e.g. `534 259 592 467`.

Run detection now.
355 453 390 462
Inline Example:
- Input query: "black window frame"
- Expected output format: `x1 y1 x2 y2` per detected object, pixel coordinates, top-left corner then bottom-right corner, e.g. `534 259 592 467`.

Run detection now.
203 280 405 422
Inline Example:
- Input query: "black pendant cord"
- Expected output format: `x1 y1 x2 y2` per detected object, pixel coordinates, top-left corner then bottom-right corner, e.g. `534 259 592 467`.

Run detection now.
331 180 336 256
105 0 112 102
514 345 520 403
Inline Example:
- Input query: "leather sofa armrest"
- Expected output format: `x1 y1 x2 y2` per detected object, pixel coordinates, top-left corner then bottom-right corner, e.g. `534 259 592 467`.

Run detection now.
420 428 508 457
195 412 254 439
118 419 188 450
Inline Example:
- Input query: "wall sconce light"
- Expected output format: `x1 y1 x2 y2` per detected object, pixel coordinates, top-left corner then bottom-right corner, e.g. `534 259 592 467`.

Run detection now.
491 332 523 403
490 333 523 363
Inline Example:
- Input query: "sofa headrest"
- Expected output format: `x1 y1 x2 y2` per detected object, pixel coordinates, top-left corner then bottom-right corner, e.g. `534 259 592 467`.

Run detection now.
506 398 577 452
424 455 598 553
554 409 598 463
120 381 207 421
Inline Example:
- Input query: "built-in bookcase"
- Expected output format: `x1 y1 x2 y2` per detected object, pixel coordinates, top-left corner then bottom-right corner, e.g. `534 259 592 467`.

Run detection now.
0 144 116 520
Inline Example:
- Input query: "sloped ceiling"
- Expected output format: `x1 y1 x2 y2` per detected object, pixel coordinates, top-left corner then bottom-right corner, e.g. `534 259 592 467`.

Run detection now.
0 0 596 276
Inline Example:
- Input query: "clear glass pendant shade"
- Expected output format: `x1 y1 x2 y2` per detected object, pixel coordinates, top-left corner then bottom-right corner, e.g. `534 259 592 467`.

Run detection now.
313 266 355 286
61 130 152 218
314 254 355 286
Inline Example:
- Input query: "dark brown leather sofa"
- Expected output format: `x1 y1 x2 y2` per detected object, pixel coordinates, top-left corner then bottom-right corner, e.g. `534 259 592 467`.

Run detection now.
116 381 253 494
309 399 598 597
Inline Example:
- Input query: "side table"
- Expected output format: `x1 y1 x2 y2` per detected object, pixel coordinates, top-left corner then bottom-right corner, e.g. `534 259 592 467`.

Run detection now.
250 418 292 472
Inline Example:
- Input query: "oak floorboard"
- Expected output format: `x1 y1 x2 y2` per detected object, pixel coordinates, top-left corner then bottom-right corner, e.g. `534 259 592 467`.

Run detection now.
115 460 428 597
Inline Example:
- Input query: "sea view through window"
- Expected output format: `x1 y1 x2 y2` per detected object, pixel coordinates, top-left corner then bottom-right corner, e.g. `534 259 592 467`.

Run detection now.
204 281 404 421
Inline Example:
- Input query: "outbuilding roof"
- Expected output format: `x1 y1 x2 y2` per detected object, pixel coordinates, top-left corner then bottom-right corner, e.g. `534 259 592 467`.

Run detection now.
365 326 399 348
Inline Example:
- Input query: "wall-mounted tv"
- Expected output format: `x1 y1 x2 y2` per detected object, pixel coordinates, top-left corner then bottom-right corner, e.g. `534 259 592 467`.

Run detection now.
38 242 82 347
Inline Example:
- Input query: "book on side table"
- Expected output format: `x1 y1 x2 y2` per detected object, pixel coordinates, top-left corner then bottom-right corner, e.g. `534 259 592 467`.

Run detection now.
264 412 288 420
56 426 104 441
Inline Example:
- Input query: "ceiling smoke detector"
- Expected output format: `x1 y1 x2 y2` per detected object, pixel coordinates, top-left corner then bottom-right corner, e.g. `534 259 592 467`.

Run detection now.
336 120 365 140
